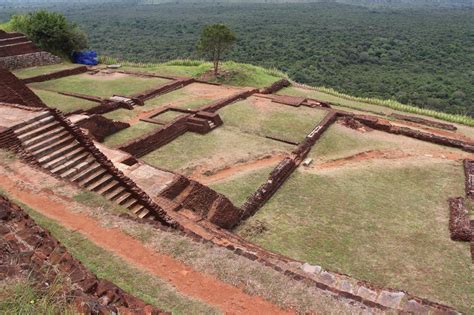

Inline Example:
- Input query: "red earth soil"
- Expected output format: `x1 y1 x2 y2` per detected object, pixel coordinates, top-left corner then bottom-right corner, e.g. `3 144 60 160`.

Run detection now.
0 170 292 315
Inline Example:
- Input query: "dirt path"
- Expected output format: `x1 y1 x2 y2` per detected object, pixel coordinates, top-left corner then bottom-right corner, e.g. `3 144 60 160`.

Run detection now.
0 166 292 315
310 148 469 171
192 154 287 184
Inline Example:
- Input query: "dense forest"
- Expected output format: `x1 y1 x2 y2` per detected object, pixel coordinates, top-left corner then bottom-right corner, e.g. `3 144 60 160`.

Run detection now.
1 2 472 115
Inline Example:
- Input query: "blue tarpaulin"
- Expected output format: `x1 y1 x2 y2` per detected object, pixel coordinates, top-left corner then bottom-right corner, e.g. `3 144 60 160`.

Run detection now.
73 51 98 66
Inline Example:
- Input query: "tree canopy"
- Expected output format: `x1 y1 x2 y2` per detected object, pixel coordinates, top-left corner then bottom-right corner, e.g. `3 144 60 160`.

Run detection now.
10 10 88 59
197 24 236 75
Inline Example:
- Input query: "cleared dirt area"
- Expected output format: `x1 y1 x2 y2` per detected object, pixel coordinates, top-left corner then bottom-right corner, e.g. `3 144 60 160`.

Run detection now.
0 159 291 315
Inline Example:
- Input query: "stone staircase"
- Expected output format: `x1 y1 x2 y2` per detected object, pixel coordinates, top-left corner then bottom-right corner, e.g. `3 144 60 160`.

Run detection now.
12 111 151 219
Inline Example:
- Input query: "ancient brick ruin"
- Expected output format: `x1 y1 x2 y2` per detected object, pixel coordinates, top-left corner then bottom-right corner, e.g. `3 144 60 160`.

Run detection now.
0 195 167 314
0 59 472 313
0 30 61 70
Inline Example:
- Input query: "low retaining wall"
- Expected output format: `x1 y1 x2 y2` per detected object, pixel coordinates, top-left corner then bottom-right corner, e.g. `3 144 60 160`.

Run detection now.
240 112 337 223
22 66 88 84
0 195 166 314
448 197 471 241
259 78 290 94
0 41 40 57
76 115 130 142
347 114 474 153
0 51 61 70
241 157 296 220
199 89 257 112
464 159 474 199
119 116 189 157
390 113 457 131
133 78 195 102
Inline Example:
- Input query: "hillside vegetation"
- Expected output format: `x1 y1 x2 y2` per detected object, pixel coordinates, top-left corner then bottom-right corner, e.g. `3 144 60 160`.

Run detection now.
1 3 472 116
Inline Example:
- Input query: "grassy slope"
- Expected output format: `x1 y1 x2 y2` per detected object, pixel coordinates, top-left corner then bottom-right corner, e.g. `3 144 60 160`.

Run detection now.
29 74 169 98
0 278 76 314
103 59 285 89
235 136 473 312
142 126 292 175
32 88 98 113
4 197 219 315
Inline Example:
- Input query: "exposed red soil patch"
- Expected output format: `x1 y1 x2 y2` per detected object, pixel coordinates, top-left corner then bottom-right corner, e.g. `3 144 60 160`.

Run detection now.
0 165 292 315
312 149 469 171
192 153 288 184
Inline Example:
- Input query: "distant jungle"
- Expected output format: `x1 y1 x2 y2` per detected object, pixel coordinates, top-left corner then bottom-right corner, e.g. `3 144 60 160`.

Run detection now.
1 2 473 115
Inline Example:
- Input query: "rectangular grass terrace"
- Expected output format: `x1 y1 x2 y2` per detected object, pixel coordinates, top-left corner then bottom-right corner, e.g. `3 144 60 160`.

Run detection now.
31 88 98 113
12 63 81 79
141 125 293 177
235 122 474 313
219 96 328 144
28 71 171 99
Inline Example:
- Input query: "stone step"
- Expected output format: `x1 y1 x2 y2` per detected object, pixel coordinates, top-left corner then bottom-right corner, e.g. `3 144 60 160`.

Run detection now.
105 186 126 201
22 126 66 147
73 165 105 185
60 157 97 179
95 180 119 195
85 174 113 191
43 146 86 170
14 115 56 135
114 192 132 205
31 136 75 158
122 197 138 209
137 208 150 219
27 130 70 153
131 204 144 214
37 142 81 164
49 152 90 175
12 112 52 132
17 121 61 141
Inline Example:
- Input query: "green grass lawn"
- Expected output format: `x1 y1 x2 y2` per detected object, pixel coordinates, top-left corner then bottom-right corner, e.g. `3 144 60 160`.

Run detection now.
116 59 284 88
18 203 219 315
29 73 170 99
209 165 279 206
142 126 292 175
12 63 78 79
236 159 473 312
103 121 160 147
32 88 98 113
144 88 212 111
219 98 327 143
103 108 137 123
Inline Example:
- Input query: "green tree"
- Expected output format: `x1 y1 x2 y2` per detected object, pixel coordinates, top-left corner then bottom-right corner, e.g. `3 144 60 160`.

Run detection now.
197 24 236 75
10 10 88 59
